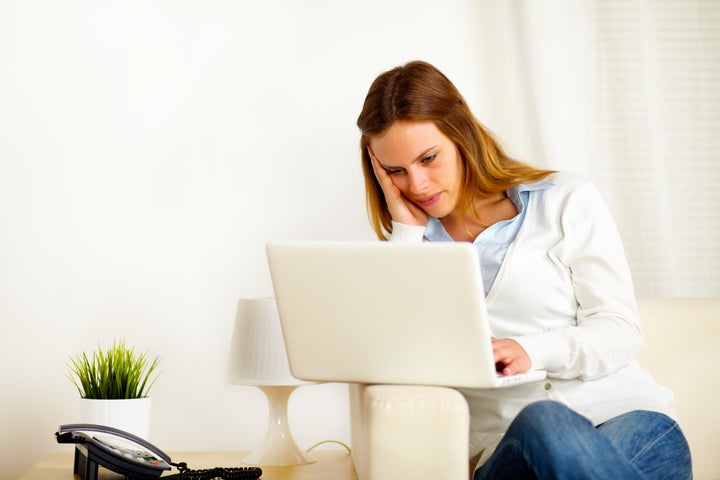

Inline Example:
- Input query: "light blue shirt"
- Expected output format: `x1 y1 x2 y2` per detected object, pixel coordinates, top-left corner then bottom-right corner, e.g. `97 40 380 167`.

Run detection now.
423 180 552 296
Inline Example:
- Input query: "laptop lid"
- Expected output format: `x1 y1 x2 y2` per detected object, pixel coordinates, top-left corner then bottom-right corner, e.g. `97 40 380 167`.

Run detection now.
266 241 546 389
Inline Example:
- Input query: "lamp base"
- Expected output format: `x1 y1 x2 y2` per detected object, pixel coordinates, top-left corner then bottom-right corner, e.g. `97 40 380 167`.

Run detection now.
242 385 315 466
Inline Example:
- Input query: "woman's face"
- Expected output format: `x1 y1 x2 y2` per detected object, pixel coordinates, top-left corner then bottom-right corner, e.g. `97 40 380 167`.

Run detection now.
368 120 464 219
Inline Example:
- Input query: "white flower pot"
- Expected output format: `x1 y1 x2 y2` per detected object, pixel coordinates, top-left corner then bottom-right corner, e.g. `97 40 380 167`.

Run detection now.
79 397 152 440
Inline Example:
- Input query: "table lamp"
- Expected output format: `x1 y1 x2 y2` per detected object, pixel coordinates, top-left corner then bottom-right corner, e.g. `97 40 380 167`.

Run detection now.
225 297 314 466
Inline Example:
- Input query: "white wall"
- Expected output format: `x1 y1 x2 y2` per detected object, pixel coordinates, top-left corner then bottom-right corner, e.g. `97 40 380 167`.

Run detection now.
0 1 499 477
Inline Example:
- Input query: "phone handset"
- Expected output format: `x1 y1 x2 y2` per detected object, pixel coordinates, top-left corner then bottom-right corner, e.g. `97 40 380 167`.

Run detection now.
57 423 172 480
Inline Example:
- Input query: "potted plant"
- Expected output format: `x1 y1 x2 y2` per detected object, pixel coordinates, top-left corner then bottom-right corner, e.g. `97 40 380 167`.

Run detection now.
67 339 160 439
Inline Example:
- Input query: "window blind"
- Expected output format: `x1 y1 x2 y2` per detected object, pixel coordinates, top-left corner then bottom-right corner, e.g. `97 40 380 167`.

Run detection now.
588 0 720 297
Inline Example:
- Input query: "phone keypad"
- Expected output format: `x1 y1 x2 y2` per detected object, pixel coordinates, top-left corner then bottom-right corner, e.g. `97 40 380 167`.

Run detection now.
95 436 167 466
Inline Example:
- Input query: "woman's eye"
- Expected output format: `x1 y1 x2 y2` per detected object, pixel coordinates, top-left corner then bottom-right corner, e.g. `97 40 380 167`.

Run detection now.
421 153 437 164
386 167 405 176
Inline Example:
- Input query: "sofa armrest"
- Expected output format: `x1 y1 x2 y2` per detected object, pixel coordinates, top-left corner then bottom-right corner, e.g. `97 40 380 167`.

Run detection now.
349 383 470 480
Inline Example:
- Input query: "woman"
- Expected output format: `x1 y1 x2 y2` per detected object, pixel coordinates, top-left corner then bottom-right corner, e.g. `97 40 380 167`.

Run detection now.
356 60 691 479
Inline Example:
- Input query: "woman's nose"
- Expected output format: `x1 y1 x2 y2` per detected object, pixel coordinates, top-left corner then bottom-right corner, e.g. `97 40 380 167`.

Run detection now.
407 169 428 194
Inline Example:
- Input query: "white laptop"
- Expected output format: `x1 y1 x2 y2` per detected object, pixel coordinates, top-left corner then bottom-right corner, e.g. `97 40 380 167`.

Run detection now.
266 241 546 389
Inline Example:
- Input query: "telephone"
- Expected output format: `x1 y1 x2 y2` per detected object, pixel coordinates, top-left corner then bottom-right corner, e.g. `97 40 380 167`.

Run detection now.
56 424 263 480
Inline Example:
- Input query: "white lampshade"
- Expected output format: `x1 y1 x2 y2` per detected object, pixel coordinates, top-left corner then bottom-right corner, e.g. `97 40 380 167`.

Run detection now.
226 297 313 466
226 297 305 386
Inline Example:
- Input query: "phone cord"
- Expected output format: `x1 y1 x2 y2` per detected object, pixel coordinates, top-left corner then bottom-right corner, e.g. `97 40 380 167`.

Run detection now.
153 461 263 480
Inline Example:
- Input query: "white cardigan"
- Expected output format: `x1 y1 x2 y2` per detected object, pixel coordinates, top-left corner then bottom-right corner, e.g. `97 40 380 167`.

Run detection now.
390 172 676 466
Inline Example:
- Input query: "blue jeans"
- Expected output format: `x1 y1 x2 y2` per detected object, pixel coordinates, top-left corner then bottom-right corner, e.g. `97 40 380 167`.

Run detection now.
473 400 692 480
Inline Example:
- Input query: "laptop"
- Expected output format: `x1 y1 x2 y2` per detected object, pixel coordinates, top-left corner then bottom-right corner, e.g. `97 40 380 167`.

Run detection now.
266 241 547 389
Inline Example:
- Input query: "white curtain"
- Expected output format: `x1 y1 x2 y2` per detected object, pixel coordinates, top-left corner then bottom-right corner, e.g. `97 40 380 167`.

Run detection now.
475 0 719 297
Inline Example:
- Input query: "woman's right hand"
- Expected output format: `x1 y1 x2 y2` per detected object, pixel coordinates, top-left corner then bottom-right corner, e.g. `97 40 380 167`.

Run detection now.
370 152 429 227
492 338 531 376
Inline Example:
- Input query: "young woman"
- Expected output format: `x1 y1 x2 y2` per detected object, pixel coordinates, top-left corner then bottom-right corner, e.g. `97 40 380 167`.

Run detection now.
356 60 691 480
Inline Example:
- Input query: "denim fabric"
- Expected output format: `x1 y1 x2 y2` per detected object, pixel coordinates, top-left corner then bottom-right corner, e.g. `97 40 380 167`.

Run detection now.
473 401 692 480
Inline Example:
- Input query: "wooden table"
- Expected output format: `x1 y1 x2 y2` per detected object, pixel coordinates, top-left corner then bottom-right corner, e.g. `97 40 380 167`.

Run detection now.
20 450 357 480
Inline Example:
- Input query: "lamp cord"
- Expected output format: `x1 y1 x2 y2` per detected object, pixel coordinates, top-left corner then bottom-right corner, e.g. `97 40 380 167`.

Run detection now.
306 439 352 453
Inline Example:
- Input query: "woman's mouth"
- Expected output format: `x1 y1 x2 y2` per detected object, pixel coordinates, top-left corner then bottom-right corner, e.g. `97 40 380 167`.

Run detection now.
415 192 441 208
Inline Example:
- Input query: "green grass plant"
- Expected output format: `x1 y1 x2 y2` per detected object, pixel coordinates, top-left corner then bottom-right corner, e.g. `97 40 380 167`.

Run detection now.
67 339 160 399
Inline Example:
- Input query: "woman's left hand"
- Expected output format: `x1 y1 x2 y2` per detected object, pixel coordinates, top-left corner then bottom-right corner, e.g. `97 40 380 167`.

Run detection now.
492 338 531 376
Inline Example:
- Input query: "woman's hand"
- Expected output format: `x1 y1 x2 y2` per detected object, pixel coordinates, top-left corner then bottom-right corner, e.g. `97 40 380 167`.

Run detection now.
492 338 531 376
369 151 429 227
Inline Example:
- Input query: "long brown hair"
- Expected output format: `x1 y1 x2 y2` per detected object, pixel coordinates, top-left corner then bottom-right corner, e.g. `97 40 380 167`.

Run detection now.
357 60 553 240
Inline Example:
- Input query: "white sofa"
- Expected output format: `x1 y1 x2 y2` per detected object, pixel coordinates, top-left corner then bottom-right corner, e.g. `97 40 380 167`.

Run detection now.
348 298 720 480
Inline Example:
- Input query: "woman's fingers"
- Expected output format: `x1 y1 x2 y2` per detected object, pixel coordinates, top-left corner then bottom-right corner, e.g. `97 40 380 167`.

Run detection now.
370 153 398 195
369 152 428 226
492 338 531 376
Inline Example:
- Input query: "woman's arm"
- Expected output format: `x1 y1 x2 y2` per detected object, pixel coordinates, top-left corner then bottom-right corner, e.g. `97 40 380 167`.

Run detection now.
512 180 643 380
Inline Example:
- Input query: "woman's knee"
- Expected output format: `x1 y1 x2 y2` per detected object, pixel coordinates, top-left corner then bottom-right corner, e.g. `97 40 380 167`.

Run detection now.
516 401 583 425
509 401 592 438
599 411 692 480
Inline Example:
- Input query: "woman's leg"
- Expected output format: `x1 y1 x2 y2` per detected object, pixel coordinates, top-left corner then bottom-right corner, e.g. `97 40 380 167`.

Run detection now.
597 410 692 480
473 401 691 480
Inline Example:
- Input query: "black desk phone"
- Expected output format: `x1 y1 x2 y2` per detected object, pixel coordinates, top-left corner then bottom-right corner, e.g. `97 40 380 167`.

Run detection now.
56 424 263 480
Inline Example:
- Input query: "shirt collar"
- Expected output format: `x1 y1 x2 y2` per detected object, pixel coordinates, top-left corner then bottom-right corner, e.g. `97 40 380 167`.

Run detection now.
424 179 553 241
